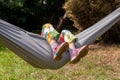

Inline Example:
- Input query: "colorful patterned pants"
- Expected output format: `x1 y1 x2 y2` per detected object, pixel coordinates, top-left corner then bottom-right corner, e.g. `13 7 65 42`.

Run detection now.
41 23 77 43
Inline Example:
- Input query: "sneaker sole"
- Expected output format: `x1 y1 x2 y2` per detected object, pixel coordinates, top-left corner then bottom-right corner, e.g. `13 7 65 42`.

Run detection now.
70 45 89 64
54 42 69 60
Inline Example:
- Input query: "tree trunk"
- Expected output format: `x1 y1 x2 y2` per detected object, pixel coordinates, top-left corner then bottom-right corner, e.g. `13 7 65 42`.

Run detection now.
56 13 68 32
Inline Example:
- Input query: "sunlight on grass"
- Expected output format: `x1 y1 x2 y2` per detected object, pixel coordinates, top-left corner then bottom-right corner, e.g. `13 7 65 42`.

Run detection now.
0 46 67 80
0 44 120 80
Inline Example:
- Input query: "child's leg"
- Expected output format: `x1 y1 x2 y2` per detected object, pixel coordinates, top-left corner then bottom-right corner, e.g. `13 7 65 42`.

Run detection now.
69 42 76 53
59 30 89 64
41 23 69 60
48 38 69 60
41 23 55 39
49 39 58 49
58 30 77 43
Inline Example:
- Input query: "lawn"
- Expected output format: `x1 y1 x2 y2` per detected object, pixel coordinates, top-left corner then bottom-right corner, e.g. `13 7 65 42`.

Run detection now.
0 43 120 80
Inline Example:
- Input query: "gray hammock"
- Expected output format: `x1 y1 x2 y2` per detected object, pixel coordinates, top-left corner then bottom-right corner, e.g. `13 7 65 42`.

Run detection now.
0 8 120 70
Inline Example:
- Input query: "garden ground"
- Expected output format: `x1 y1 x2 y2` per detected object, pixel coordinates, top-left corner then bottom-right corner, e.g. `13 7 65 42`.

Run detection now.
0 43 120 80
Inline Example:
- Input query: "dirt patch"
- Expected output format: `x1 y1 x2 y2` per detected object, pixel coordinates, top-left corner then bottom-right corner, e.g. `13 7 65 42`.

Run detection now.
88 44 120 79
89 44 120 68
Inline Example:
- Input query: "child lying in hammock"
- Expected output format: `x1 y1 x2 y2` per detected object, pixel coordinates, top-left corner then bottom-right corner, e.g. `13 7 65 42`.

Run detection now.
41 23 88 64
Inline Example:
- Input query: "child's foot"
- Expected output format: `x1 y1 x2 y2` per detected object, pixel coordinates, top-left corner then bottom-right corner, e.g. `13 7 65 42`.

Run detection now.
70 45 88 64
53 42 69 60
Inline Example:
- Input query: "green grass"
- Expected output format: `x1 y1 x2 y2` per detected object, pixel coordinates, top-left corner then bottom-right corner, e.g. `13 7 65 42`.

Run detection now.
0 44 120 80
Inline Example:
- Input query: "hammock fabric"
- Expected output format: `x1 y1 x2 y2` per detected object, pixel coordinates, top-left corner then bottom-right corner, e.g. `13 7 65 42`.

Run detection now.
0 8 120 70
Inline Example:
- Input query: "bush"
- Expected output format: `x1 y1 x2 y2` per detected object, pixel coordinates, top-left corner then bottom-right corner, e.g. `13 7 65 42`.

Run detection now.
64 0 120 43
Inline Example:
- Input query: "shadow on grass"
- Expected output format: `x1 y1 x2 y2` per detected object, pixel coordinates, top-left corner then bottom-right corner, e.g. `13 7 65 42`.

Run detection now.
0 44 8 51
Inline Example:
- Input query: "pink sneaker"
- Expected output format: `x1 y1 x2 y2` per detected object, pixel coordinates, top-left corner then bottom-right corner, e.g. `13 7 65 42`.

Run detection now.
70 45 88 64
53 42 69 60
